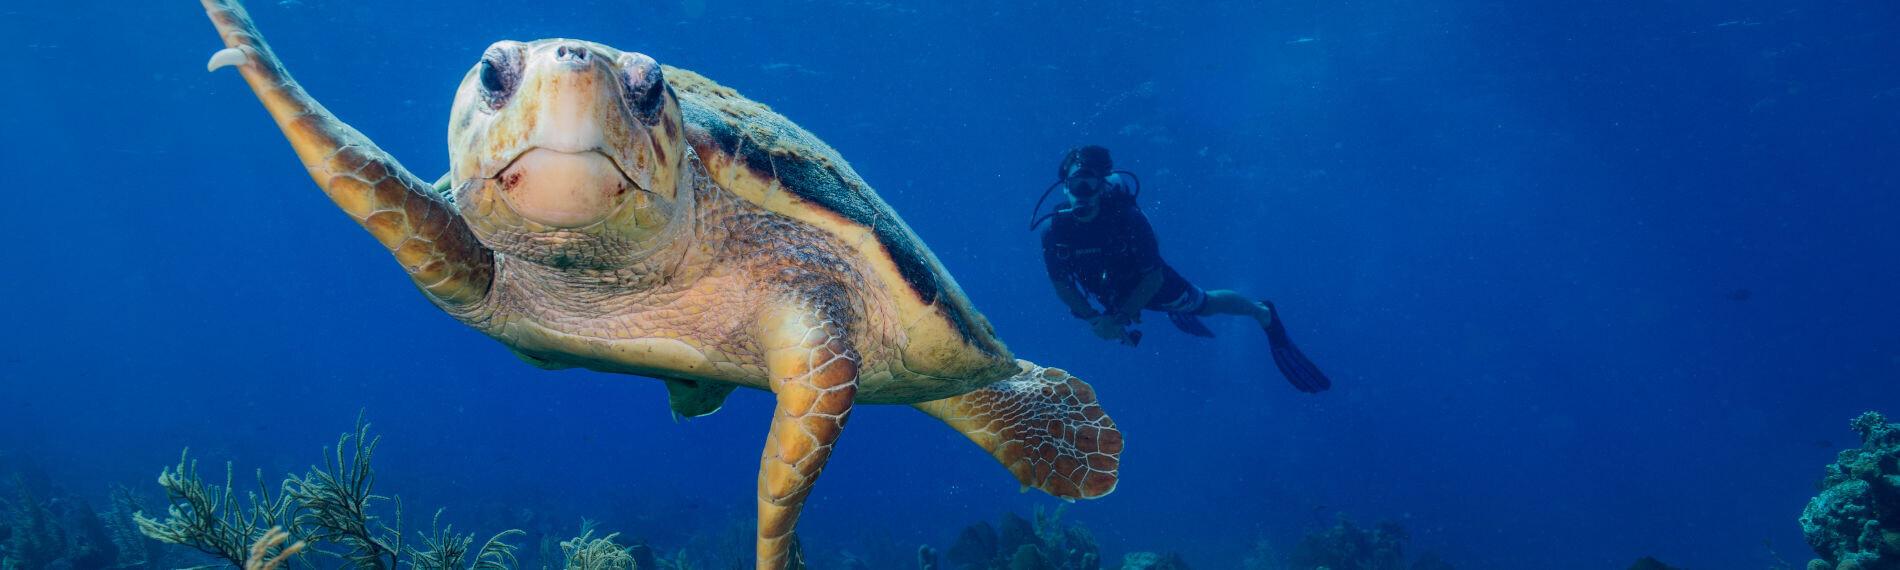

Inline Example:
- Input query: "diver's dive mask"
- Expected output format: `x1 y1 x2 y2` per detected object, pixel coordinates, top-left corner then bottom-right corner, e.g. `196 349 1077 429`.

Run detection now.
1029 168 1142 231
1029 146 1141 230
1063 173 1108 198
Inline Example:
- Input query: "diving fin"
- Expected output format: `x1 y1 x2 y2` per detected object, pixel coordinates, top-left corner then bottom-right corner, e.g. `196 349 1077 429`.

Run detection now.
1262 301 1332 394
1168 312 1217 337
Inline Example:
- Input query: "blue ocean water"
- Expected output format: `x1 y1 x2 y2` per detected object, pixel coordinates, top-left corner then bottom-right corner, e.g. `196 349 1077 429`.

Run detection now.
3 0 1897 568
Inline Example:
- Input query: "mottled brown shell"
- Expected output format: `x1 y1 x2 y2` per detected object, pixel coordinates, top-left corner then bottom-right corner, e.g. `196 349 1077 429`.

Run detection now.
663 67 1015 381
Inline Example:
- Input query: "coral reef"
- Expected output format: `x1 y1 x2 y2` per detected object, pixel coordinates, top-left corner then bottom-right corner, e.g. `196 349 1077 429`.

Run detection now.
106 484 172 567
1626 556 1680 570
925 506 1193 570
941 505 1101 570
6 414 1482 570
837 525 917 569
1251 515 1455 570
1119 551 1190 569
247 527 308 570
1410 552 1456 570
1289 516 1408 570
409 510 524 570
1801 411 1900 570
281 420 407 568
657 515 756 569
133 417 525 569
559 529 634 570
133 451 296 567
549 521 704 569
0 470 124 569
1242 537 1281 570
130 416 746 570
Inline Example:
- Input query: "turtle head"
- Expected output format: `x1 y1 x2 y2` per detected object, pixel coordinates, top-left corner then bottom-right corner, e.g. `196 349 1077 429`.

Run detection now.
448 39 689 268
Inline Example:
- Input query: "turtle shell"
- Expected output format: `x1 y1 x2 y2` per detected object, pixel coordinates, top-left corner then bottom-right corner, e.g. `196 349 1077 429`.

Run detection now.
662 67 1015 382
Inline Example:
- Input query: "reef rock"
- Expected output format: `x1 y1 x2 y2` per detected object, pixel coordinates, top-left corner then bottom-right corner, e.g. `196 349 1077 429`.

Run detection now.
938 507 1102 570
1290 516 1410 570
946 521 999 570
1120 551 1191 569
920 545 941 570
1411 552 1458 570
1801 412 1900 570
1627 556 1680 570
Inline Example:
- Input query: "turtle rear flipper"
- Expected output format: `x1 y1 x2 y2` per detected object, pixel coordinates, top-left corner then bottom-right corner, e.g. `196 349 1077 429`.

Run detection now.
663 379 737 419
914 361 1121 500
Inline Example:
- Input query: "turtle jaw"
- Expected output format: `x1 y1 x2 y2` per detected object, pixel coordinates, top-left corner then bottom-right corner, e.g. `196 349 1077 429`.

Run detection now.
492 147 637 229
457 146 682 270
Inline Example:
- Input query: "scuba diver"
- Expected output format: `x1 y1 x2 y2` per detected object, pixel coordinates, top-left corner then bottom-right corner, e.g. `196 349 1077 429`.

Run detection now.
1029 145 1334 393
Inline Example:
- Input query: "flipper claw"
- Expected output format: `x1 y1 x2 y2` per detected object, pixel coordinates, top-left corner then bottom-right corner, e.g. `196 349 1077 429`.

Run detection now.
206 47 248 72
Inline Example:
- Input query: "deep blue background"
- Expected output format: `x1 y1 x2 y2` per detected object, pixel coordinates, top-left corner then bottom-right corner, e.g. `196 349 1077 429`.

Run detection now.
3 1 1897 568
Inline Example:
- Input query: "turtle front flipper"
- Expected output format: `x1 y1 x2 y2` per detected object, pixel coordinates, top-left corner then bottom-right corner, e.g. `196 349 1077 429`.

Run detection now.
755 302 860 570
198 0 493 307
914 361 1122 500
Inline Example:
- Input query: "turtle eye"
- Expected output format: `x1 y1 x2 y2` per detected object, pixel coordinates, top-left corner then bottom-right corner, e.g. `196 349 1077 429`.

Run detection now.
619 53 666 124
478 45 522 111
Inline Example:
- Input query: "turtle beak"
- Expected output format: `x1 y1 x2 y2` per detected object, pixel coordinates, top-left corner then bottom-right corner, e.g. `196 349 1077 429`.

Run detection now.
521 43 617 158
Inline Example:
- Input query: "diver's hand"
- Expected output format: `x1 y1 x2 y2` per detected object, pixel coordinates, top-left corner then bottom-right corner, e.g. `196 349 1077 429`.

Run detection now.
1089 314 1128 342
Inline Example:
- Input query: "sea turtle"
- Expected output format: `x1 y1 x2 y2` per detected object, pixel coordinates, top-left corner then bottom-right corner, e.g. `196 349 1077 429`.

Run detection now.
196 1 1122 567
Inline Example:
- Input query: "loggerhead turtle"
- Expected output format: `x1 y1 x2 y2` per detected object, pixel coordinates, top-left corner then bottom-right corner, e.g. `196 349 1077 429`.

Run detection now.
196 1 1122 567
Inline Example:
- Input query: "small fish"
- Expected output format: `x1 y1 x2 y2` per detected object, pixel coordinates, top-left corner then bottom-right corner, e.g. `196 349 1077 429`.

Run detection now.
1727 288 1753 302
1287 37 1317 45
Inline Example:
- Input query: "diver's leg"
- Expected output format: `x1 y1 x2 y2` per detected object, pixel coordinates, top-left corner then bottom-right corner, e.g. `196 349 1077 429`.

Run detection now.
1149 268 1221 337
1196 289 1274 326
1184 286 1333 393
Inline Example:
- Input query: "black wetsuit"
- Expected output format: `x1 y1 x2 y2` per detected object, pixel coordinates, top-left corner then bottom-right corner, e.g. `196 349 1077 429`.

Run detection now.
1040 184 1205 316
1038 169 1334 393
